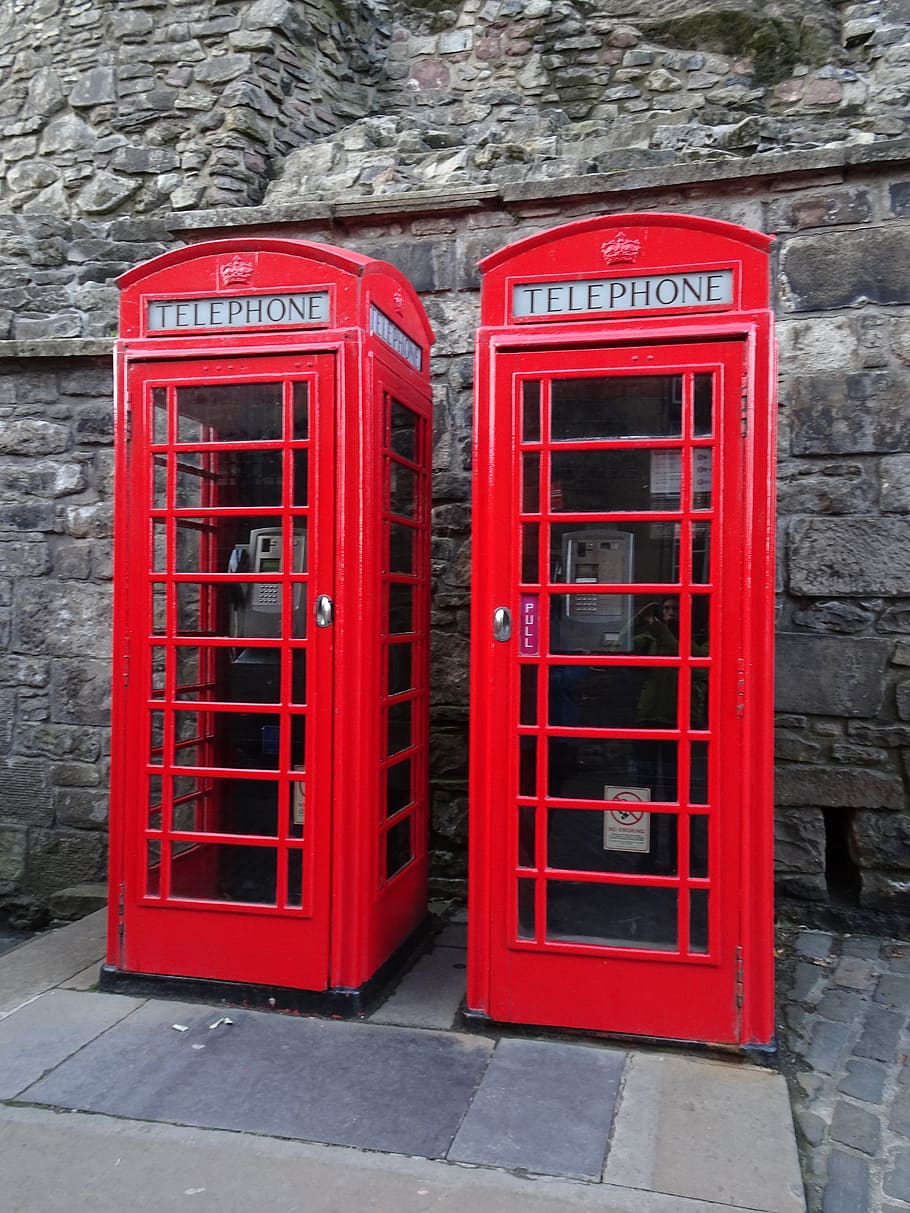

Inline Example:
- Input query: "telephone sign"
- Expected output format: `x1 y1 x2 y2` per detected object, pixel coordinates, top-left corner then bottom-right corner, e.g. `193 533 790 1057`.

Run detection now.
106 239 434 1009
469 213 776 1047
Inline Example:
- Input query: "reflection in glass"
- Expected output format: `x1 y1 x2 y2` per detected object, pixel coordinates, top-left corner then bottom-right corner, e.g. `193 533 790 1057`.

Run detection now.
548 664 678 731
391 402 418 460
690 889 709 953
153 455 168 509
171 709 281 770
387 759 411 817
176 383 282 443
152 387 168 444
152 585 166 635
691 448 713 511
518 805 536 867
386 817 412 879
551 449 680 513
286 849 303 907
293 451 308 507
522 453 540 513
551 376 683 441
291 650 307 704
175 646 283 703
691 524 711 584
146 841 161 895
522 381 541 443
548 809 678 875
150 711 164 762
517 878 535 939
151 649 166 699
690 671 709 730
170 841 277 903
390 464 416 517
153 521 167 573
546 882 677 950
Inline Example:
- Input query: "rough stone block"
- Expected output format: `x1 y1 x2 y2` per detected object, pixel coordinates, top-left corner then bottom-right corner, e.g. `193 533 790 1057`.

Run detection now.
775 633 890 717
882 455 910 513
849 812 910 870
776 460 877 515
13 581 111 658
0 758 54 826
788 372 910 455
781 227 910 310
55 788 108 830
0 825 28 884
776 765 904 810
788 518 910 596
24 828 107 898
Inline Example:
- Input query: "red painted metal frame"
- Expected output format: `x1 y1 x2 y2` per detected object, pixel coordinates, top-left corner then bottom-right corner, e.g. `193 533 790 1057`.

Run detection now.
110 239 433 995
469 214 776 1047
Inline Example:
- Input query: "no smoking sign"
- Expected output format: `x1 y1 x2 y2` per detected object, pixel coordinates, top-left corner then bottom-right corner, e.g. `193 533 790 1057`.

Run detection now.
603 786 651 852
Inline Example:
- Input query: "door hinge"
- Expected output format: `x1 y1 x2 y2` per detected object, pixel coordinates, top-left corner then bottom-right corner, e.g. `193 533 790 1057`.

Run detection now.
740 376 748 437
121 651 130 687
118 882 126 952
735 944 745 1009
736 658 746 718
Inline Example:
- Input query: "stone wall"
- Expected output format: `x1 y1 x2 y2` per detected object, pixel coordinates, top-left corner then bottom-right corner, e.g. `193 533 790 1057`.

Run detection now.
0 0 909 926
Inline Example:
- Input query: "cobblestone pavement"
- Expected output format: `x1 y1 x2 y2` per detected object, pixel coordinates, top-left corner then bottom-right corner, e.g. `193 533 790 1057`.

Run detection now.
777 927 910 1213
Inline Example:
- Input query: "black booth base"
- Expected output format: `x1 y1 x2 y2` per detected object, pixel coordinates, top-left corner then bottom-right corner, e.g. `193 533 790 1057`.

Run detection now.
99 916 433 1019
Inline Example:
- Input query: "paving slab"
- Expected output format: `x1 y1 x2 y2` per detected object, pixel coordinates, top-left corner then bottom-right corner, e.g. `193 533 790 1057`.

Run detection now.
369 945 466 1029
0 987 142 1098
0 909 106 1016
450 1037 626 1180
0 1103 770 1213
604 1051 805 1212
19 997 495 1158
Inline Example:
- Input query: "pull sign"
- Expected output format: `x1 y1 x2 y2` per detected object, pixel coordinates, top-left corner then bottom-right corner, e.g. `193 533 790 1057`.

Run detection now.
519 595 539 656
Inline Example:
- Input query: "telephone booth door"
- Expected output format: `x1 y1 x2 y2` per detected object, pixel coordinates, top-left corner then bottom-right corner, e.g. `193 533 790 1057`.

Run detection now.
107 240 433 1004
469 215 775 1046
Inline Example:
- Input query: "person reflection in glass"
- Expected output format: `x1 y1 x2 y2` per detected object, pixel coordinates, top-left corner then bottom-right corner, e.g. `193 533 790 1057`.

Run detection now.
634 596 680 802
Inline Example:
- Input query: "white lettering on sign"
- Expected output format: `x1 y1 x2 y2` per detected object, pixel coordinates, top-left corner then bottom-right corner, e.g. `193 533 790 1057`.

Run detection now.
146 292 330 332
512 270 734 318
369 304 423 371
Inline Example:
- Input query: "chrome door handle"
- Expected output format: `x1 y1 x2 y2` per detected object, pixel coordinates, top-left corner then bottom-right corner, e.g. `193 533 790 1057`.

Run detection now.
315 594 334 628
493 606 512 642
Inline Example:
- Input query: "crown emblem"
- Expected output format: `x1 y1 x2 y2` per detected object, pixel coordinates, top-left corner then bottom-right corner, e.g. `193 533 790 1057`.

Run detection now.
220 255 255 286
601 233 641 265
393 288 405 316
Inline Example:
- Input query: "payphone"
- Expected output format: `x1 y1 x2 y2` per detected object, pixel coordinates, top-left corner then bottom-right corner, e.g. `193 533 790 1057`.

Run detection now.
105 238 434 1009
469 213 776 1047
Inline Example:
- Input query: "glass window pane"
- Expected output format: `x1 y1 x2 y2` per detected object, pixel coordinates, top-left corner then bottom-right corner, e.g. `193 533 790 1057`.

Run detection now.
170 841 277 904
388 643 413 695
146 841 161 896
517 878 536 940
548 808 678 876
690 815 709 878
690 889 709 953
152 584 166 635
286 848 304 907
551 375 683 441
152 387 168 444
388 583 414 634
389 523 415 573
549 737 678 804
390 463 416 517
291 650 307 704
519 665 537 725
387 759 412 818
691 523 711 584
391 401 418 460
522 381 541 443
175 383 282 443
153 454 168 509
150 710 165 762
690 670 709 730
546 881 677 950
549 664 678 731
388 701 412 756
293 450 308 507
551 523 678 587
522 524 539 584
518 805 536 868
690 742 709 805
549 592 680 655
152 520 167 573
293 382 309 440
551 449 681 513
522 453 540 513
170 710 281 770
519 737 536 797
693 373 713 437
386 817 413 879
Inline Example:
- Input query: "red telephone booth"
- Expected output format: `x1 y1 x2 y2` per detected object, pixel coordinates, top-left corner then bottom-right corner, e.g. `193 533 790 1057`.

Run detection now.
468 214 776 1046
104 239 433 1010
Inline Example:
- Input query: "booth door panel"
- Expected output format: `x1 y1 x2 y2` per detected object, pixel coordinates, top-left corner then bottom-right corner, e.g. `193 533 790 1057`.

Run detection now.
121 355 336 990
485 341 747 1043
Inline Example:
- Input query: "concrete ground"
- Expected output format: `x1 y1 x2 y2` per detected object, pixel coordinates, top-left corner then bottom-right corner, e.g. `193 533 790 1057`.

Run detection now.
0 909 809 1213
